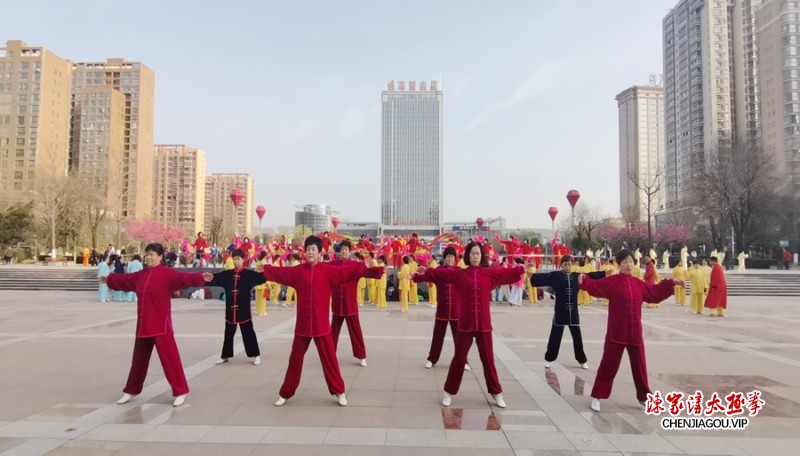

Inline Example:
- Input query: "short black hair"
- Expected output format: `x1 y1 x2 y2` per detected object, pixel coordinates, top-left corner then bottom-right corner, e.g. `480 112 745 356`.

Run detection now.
403 256 409 264
232 249 246 259
340 240 352 250
710 256 718 262
304 235 323 252
615 249 633 264
443 246 457 259
464 241 486 267
561 255 574 264
132 254 142 262
144 243 165 257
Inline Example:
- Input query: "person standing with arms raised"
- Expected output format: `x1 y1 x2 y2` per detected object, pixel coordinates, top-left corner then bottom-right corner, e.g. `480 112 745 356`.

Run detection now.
578 249 682 412
414 241 524 409
258 236 382 407
329 240 384 367
101 243 207 407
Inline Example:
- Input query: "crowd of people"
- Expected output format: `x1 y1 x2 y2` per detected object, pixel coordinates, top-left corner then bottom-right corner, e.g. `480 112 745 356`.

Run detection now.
93 228 787 414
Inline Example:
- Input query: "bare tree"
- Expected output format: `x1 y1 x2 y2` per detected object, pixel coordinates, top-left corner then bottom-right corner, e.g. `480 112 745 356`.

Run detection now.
209 217 224 246
33 175 84 258
628 166 664 244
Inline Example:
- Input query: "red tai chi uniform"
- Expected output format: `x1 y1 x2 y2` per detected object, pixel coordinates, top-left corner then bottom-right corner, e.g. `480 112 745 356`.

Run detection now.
579 274 675 402
261 261 382 399
414 265 524 395
107 265 205 397
329 258 384 360
413 265 465 365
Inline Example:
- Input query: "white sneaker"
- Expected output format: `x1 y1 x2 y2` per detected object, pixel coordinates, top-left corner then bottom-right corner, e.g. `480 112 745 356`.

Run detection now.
442 392 452 407
591 398 601 412
173 395 186 407
215 358 228 365
464 364 471 371
544 361 551 368
253 356 261 366
274 396 287 407
360 359 367 367
337 393 348 406
492 393 506 408
116 393 135 404
580 362 589 370
424 360 433 369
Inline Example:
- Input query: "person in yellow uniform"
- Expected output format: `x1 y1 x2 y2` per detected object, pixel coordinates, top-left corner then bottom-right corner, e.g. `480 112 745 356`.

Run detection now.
632 258 643 280
571 259 590 306
700 258 712 299
366 252 377 304
224 252 235 270
354 252 367 306
580 255 596 305
376 255 388 309
254 251 269 316
671 261 688 305
601 258 618 306
409 255 419 305
525 261 538 303
284 254 300 306
268 257 282 306
687 261 707 314
427 256 438 307
398 256 411 312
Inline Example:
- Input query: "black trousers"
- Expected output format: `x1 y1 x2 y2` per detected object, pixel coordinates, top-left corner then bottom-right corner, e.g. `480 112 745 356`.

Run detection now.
221 320 260 359
545 323 587 363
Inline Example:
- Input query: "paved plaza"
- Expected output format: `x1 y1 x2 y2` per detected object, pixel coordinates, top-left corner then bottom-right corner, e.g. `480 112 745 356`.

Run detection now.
1 286 799 455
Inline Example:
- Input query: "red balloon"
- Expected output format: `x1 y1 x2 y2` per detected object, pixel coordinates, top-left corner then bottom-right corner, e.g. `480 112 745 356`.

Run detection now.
256 205 266 220
547 207 559 222
476 217 484 229
566 190 581 209
229 188 244 207
331 217 340 229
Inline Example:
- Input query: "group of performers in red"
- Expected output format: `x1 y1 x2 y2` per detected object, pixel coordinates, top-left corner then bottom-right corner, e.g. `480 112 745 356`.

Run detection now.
100 232 688 414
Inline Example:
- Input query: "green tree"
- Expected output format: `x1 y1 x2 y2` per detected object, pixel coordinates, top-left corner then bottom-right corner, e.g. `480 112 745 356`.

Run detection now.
0 201 33 246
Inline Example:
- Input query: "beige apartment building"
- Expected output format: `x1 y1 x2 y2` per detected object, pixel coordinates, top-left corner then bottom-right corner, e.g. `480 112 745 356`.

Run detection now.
757 0 800 199
617 85 665 221
69 87 126 212
71 58 155 219
0 40 72 199
152 145 206 237
204 173 254 242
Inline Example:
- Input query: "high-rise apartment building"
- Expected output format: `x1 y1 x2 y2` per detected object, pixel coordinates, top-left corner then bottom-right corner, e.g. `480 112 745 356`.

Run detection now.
69 87 126 211
0 40 72 198
663 0 761 211
617 85 666 221
153 145 206 237
71 58 155 219
380 80 443 235
204 173 253 240
757 0 800 199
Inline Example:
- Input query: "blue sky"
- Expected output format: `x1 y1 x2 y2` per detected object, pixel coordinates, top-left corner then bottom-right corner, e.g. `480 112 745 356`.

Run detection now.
5 0 675 228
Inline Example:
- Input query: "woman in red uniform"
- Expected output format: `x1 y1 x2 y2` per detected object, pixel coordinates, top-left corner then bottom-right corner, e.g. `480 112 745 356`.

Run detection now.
414 241 524 408
415 246 469 371
578 249 683 412
101 243 207 407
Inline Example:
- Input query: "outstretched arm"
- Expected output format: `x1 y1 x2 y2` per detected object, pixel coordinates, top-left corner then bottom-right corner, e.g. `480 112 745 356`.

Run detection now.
106 272 139 292
487 265 524 287
529 271 555 287
168 269 206 292
261 264 298 287
641 279 677 304
578 275 611 299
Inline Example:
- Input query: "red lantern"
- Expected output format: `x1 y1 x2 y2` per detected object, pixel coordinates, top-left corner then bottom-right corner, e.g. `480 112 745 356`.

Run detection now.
566 190 581 209
256 206 266 221
331 217 340 229
476 217 484 229
547 207 559 222
229 188 243 207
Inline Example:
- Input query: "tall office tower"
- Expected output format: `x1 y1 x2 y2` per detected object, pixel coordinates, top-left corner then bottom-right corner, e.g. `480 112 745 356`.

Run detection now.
0 40 72 198
617 85 666 221
69 87 126 211
663 0 761 211
71 58 155 219
152 145 206 237
380 79 443 235
204 173 253 240
757 0 800 199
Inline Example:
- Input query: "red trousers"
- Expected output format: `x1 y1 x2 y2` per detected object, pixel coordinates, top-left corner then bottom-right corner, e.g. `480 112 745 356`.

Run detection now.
444 330 502 395
279 334 345 399
124 334 189 397
331 314 366 360
427 319 466 365
591 341 651 402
